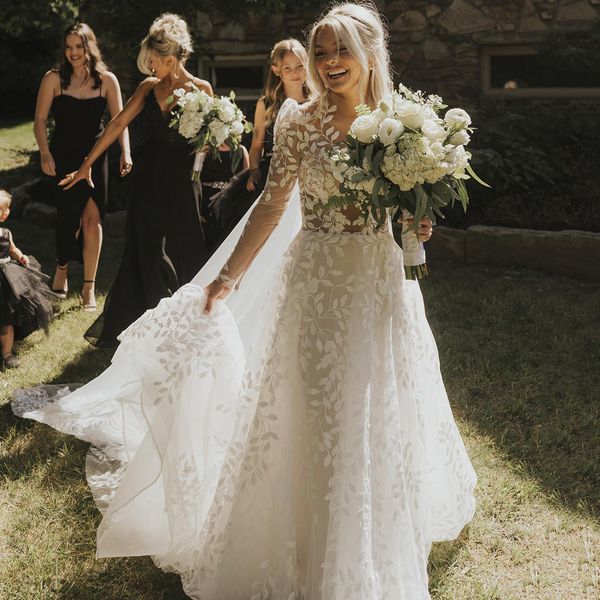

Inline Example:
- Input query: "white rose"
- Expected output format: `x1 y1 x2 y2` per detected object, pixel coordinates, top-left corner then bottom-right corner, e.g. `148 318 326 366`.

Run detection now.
421 119 447 142
444 108 472 128
230 120 244 136
209 120 230 146
446 145 471 173
428 141 446 161
378 117 404 146
217 99 236 123
350 113 381 144
448 129 471 146
394 99 426 129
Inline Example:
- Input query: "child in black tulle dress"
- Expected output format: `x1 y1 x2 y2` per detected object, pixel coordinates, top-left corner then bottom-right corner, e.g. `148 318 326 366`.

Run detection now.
0 190 54 369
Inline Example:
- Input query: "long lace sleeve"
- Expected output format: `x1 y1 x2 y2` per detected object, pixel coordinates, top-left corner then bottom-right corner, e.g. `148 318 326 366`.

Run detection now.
217 99 302 287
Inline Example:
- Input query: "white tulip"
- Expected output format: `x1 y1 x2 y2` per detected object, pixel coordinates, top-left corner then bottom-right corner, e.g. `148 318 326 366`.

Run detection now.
378 118 404 146
378 94 394 117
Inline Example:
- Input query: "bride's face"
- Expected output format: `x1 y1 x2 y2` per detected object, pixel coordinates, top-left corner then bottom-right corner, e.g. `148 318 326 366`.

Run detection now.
314 26 362 96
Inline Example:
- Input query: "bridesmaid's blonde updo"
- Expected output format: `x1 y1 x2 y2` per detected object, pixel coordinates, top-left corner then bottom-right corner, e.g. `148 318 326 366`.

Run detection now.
137 13 194 75
308 2 393 104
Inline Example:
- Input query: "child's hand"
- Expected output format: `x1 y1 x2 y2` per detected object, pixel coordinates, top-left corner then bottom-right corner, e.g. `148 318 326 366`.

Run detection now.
18 254 30 267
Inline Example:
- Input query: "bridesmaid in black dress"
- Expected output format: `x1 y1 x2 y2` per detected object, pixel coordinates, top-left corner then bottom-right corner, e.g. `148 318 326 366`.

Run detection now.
61 14 212 347
34 22 131 310
208 39 312 248
200 144 248 251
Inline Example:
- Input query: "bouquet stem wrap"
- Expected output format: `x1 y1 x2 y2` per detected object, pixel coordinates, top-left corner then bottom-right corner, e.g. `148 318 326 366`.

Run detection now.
191 151 207 183
401 209 428 280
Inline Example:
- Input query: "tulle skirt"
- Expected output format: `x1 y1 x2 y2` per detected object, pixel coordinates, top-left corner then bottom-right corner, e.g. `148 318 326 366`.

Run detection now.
13 228 476 600
0 257 54 340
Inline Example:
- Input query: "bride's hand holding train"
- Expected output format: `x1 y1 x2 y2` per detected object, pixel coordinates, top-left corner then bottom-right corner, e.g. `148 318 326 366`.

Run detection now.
204 278 232 314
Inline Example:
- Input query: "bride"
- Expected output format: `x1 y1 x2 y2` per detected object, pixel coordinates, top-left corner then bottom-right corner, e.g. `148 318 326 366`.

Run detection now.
13 3 476 599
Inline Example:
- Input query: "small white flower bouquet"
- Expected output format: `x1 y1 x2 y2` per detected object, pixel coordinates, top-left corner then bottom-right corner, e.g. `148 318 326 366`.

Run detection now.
330 84 489 279
168 85 252 181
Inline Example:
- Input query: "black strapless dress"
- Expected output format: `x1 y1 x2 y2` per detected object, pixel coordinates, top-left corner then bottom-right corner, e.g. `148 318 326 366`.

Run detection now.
206 126 274 251
85 88 209 347
50 91 108 265
0 228 54 340
200 150 244 250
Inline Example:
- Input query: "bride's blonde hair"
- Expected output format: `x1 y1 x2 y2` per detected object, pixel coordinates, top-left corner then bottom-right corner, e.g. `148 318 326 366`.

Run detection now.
263 39 312 126
137 13 194 75
308 2 392 104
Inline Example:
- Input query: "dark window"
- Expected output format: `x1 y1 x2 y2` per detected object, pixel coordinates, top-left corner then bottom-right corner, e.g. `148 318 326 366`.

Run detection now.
490 54 600 89
213 65 264 91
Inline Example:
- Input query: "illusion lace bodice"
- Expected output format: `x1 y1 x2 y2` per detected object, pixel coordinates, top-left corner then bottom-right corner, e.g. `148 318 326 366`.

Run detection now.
219 98 384 286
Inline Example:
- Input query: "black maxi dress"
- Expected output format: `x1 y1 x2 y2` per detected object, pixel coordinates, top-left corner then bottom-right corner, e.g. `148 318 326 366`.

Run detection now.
199 149 244 251
206 125 274 251
50 85 108 265
85 87 209 347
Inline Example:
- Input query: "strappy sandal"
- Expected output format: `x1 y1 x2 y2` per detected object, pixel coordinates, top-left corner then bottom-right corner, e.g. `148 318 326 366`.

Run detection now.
81 280 97 312
52 264 68 299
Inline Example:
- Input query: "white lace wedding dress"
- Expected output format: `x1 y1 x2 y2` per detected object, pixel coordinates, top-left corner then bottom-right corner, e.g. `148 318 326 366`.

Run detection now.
13 97 476 600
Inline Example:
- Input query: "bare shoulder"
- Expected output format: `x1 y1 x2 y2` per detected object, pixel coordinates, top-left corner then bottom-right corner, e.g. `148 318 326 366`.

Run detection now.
101 71 119 87
191 78 213 95
41 69 60 88
139 77 160 95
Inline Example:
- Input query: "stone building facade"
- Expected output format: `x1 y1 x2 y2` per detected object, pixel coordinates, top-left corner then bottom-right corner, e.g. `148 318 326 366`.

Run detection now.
154 0 600 113
112 0 600 112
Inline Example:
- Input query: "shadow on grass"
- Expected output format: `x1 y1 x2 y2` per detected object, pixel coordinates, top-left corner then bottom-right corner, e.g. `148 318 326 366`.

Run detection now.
0 342 113 483
55 561 187 600
0 162 39 191
429 529 470 594
1 343 187 599
423 260 600 521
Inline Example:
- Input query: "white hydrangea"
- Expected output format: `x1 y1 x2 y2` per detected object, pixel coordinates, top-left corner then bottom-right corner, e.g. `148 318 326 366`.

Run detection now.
178 111 204 139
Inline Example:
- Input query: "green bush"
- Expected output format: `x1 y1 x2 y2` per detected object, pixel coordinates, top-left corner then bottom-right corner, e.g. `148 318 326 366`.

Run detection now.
442 97 600 232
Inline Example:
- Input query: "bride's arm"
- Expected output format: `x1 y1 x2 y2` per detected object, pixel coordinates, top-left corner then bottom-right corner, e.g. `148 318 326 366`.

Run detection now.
205 103 302 313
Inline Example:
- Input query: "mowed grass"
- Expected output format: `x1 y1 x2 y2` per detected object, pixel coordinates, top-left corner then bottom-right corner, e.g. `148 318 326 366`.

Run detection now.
1 122 599 599
0 119 40 190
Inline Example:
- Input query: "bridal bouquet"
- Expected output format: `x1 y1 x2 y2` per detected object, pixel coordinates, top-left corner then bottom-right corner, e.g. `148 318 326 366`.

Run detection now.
168 85 252 181
329 84 489 279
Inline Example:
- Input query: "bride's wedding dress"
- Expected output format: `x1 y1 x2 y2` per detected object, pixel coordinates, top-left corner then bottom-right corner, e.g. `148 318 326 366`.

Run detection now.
12 98 476 600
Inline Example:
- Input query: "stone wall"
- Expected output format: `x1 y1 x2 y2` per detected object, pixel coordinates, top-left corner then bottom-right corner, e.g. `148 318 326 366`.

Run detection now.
109 1 600 104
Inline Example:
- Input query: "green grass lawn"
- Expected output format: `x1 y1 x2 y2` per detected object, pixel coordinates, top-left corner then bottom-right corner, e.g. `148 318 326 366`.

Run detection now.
0 119 40 191
1 123 599 599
